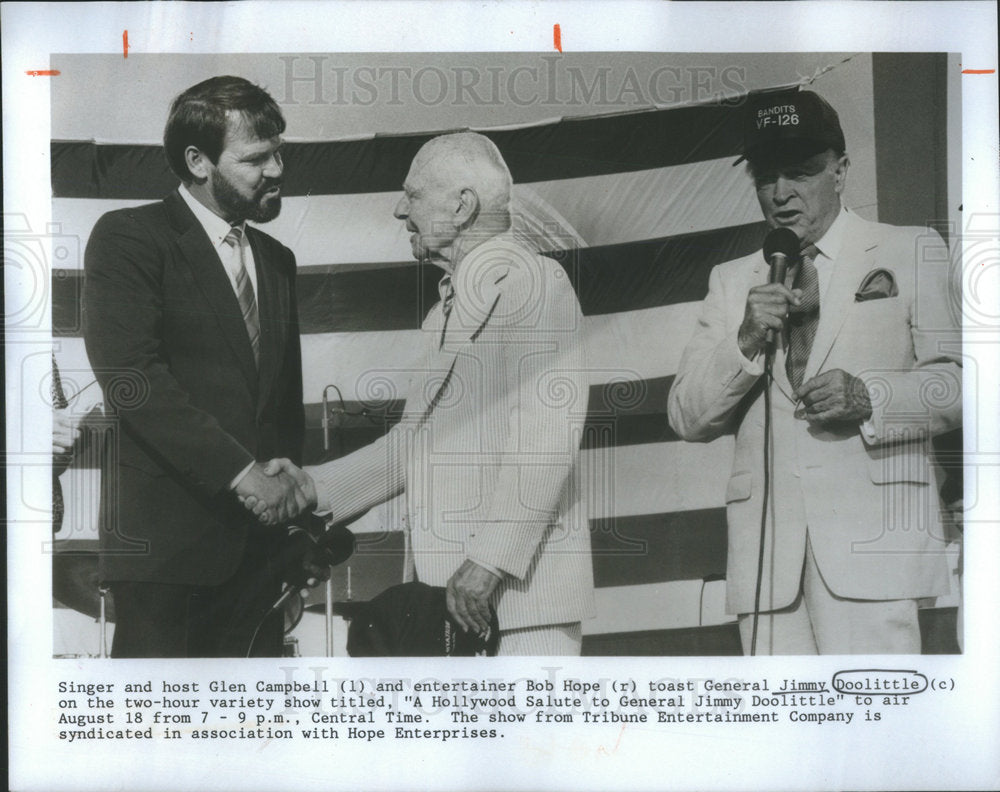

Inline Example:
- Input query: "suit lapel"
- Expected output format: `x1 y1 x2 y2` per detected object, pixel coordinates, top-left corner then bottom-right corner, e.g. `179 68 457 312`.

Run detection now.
804 213 877 382
165 191 259 394
247 228 286 416
426 262 508 422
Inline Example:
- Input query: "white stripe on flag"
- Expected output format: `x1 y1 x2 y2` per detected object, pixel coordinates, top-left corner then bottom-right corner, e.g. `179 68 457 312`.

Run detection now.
584 438 732 519
297 303 704 401
53 156 760 269
583 578 735 635
57 300 705 401
54 337 734 519
528 158 761 247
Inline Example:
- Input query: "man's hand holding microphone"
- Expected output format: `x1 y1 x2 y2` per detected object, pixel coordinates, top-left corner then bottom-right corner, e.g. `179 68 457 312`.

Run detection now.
738 226 871 427
738 226 802 360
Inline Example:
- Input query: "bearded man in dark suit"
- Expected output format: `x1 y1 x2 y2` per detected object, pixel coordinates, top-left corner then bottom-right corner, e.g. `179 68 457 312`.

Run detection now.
83 76 309 657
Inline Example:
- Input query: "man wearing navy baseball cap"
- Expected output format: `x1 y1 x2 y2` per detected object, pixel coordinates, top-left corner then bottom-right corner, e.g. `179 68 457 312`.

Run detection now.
669 88 962 654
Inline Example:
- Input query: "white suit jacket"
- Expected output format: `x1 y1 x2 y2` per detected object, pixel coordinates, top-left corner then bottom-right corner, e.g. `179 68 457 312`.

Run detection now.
667 211 961 614
311 234 595 630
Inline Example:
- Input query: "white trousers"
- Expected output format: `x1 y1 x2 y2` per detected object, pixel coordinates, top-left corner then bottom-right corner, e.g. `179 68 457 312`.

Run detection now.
739 535 921 655
498 622 583 656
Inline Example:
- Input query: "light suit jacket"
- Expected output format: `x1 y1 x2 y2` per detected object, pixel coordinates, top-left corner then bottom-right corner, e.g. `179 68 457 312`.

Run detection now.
668 211 961 614
311 234 595 630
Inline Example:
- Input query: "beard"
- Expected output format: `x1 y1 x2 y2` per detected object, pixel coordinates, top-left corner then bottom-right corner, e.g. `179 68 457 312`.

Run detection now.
211 170 282 224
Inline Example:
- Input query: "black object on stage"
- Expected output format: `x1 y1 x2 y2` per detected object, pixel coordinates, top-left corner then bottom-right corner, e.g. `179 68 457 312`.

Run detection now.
342 582 499 657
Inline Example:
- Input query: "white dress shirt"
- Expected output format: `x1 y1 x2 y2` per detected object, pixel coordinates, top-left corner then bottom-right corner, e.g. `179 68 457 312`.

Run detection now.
179 184 259 298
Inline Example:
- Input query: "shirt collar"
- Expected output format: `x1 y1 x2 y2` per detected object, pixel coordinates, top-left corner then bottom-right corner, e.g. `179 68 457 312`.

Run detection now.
810 206 849 262
179 184 245 247
439 231 518 306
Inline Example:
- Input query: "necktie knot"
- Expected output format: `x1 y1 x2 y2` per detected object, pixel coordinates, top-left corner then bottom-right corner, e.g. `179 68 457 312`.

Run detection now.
437 276 456 351
225 225 259 368
224 225 244 248
789 249 820 317
439 276 456 316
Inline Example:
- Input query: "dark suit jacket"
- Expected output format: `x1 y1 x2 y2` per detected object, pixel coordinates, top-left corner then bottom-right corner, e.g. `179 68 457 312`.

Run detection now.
83 190 304 586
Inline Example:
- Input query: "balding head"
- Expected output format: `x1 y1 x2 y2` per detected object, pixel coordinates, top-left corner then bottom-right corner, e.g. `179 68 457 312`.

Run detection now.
412 132 512 215
394 132 513 266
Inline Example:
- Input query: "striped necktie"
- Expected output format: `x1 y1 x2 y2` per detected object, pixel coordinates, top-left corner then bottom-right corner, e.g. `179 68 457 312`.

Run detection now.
785 246 820 392
224 226 260 367
437 275 455 351
420 275 499 425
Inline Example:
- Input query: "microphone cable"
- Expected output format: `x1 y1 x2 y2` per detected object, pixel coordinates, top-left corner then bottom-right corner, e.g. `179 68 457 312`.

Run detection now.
245 610 275 659
751 352 775 657
245 522 356 657
245 527 315 658
750 227 798 657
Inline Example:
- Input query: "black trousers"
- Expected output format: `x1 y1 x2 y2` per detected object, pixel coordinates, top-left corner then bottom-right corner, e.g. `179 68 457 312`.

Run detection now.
110 534 284 658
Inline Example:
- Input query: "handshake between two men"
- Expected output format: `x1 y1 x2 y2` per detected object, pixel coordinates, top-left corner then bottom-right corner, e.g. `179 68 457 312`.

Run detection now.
236 457 502 640
235 460 337 594
235 459 316 526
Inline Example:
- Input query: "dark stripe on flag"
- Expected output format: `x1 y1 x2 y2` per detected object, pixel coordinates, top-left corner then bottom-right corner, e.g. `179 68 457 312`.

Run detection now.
297 262 444 333
297 375 721 461
294 221 766 329
590 508 727 587
567 222 766 315
582 623 742 656
53 222 765 336
46 374 714 467
51 103 744 199
303 531 407 608
306 507 727 609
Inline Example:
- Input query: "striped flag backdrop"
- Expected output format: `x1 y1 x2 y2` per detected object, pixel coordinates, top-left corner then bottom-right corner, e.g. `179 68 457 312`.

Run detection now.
54 54 961 655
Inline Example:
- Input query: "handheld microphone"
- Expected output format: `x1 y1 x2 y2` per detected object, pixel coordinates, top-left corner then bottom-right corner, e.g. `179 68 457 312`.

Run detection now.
762 227 801 346
268 517 356 615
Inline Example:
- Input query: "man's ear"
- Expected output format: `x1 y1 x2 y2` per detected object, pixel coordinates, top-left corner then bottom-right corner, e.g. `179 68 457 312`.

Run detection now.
833 153 850 195
184 146 211 183
456 188 480 227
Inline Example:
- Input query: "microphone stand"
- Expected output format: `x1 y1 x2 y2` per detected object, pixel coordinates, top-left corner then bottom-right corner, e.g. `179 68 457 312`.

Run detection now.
322 384 345 453
321 384 347 654
325 576 335 657
99 585 110 658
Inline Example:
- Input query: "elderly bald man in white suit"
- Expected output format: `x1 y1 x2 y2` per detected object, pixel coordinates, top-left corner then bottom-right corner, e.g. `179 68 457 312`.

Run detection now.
254 132 595 655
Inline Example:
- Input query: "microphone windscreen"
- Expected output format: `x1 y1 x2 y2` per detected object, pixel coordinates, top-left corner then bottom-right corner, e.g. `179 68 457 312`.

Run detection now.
317 522 355 567
762 227 800 261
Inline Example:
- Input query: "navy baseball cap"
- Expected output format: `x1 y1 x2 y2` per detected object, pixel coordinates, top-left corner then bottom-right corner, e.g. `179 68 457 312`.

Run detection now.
736 88 846 165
